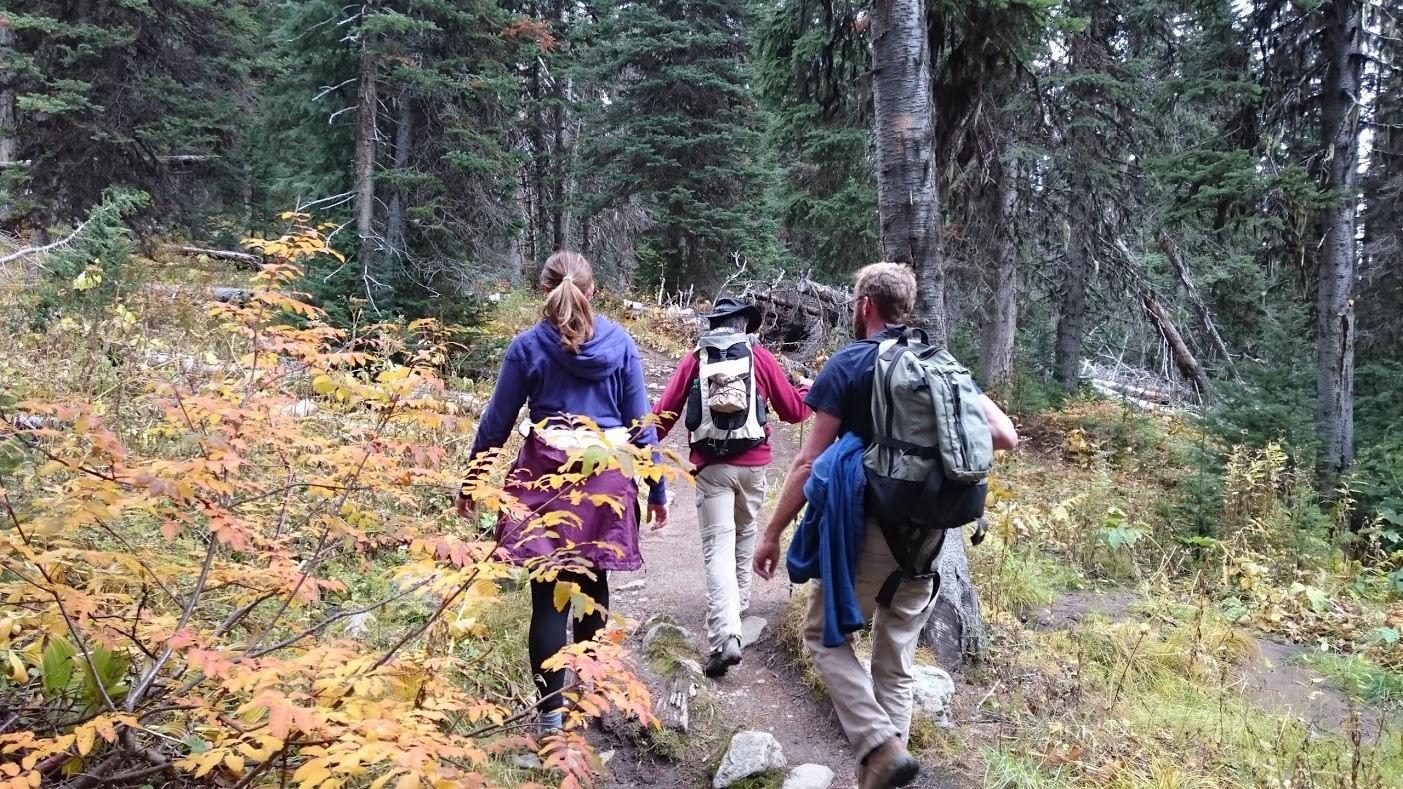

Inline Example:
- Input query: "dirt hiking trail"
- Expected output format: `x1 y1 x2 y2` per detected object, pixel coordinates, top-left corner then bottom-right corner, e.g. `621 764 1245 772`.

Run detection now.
598 348 868 787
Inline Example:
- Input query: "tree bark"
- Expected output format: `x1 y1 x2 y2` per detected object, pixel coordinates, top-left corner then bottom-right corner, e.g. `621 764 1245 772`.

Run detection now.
979 160 1020 390
1315 0 1362 478
869 0 945 345
1054 227 1090 390
240 161 253 235
1157 229 1238 380
1141 294 1210 395
383 80 413 271
0 19 16 221
353 5 380 312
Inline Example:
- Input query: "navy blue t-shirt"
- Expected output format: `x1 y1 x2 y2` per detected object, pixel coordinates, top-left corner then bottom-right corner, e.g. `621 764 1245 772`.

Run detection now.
805 326 982 442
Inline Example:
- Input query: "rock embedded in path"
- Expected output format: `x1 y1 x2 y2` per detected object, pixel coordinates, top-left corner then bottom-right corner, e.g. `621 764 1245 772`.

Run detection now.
656 674 693 733
741 615 769 648
712 730 786 788
615 579 647 592
858 661 955 728
641 621 694 654
911 665 955 728
782 764 835 789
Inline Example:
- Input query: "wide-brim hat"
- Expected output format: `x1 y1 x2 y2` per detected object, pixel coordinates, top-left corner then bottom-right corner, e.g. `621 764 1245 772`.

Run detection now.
706 297 762 334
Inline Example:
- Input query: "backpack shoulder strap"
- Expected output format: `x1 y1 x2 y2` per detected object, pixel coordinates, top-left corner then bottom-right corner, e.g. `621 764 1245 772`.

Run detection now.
874 522 947 608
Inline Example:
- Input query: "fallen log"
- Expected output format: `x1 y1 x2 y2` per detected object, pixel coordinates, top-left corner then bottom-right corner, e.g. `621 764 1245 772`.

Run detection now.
1157 230 1240 381
1088 378 1175 404
170 246 263 267
1089 381 1167 412
1142 294 1209 395
744 276 849 360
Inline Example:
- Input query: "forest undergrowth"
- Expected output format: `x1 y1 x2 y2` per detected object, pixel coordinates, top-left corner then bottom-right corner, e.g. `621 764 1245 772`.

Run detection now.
775 401 1403 787
0 218 689 789
1 215 1401 788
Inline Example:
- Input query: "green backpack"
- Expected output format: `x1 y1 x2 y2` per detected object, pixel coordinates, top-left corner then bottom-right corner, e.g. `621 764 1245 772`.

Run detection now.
863 328 993 606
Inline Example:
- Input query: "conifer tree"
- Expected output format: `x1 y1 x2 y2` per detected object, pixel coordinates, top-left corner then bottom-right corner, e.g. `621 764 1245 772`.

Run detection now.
261 0 534 322
577 0 775 291
0 0 255 232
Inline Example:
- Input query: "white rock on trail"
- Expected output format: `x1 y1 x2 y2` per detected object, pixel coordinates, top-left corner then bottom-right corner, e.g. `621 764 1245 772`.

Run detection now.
859 661 955 728
782 764 835 789
741 615 769 647
615 579 647 592
712 730 786 788
911 665 955 728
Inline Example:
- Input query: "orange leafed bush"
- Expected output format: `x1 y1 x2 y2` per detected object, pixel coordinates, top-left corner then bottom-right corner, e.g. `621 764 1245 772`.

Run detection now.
0 214 673 788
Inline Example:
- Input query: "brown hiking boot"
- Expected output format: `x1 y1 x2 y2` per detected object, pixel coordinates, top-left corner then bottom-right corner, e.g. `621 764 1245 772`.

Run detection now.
858 738 920 789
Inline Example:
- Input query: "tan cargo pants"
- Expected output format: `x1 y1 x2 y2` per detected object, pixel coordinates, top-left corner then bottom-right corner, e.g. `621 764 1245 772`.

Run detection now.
695 463 768 653
804 523 937 760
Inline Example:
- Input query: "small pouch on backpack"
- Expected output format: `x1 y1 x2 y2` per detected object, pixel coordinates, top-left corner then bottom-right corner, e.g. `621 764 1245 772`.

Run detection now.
706 373 749 413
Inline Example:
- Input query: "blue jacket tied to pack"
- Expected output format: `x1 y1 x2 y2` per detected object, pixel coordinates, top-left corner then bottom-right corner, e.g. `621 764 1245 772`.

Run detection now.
785 432 867 648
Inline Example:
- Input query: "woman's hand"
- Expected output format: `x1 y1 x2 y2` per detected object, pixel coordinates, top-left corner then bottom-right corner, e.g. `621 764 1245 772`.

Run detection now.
646 504 669 530
455 494 475 519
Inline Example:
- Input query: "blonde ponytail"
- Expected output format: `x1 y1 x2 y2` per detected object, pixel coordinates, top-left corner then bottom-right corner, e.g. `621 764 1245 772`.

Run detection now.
541 251 596 354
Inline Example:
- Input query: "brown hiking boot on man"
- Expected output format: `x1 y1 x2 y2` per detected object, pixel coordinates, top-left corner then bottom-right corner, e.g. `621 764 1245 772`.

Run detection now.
858 738 919 789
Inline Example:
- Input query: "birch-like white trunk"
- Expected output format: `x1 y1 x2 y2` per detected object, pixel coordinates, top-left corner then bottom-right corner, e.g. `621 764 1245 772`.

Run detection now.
353 5 380 311
1315 0 1362 478
870 0 946 344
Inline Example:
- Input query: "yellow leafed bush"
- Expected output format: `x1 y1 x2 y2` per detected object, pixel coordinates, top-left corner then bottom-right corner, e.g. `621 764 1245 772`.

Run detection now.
0 214 675 788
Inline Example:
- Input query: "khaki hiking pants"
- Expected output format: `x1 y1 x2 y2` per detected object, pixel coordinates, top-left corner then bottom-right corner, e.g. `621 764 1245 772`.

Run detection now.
695 463 768 653
804 523 937 760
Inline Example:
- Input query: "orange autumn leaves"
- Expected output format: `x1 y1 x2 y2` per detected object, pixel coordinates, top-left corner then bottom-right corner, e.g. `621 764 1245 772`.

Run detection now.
0 215 664 788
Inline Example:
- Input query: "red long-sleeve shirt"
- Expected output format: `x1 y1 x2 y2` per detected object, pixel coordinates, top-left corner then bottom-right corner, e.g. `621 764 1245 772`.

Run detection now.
652 343 811 467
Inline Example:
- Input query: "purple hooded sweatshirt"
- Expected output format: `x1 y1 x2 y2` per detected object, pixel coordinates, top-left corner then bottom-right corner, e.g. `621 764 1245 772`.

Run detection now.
469 317 665 570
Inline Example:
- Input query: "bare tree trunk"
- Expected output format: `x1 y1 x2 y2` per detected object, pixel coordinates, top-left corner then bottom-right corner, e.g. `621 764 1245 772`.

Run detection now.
979 161 1020 390
1157 230 1238 380
550 93 567 252
1054 229 1090 390
0 20 16 222
383 81 413 271
353 7 380 312
528 59 550 260
869 0 945 345
1141 294 1209 395
1316 0 1362 479
240 162 254 235
559 82 583 250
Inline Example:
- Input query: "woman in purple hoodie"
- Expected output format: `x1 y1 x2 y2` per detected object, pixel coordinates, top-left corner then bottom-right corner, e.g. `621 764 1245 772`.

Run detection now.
456 251 668 735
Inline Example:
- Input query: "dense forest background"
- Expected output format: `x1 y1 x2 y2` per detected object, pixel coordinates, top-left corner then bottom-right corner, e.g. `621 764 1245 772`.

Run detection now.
2 0 1400 525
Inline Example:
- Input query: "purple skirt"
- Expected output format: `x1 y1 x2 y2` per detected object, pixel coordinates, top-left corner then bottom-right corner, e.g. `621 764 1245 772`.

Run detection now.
496 433 643 572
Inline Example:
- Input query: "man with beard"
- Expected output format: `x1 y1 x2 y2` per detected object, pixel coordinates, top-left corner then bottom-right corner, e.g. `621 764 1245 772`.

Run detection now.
752 263 1018 789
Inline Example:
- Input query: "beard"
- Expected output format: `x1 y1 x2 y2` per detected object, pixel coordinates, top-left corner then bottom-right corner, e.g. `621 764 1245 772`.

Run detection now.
852 307 867 340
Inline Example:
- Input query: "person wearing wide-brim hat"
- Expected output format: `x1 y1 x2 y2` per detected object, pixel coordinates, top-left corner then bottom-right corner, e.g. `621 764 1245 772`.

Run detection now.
651 295 813 677
704 297 763 335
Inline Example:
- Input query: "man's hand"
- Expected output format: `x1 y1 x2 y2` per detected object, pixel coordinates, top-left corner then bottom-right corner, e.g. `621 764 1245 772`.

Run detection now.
753 534 781 581
455 494 474 519
647 504 669 530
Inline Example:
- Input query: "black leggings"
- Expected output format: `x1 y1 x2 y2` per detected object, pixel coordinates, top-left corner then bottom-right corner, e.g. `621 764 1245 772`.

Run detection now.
529 570 609 712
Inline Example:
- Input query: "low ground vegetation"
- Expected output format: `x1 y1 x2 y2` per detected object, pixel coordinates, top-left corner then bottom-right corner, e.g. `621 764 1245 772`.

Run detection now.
0 218 679 788
2 214 1399 788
